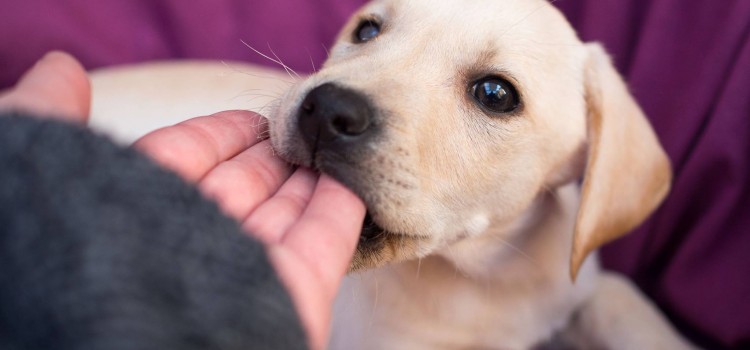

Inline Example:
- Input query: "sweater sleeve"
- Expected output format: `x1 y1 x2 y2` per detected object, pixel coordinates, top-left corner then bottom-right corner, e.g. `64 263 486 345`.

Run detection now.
0 113 307 350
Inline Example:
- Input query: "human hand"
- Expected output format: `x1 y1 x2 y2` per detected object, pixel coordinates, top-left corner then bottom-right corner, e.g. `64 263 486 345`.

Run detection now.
133 106 366 350
1 51 366 350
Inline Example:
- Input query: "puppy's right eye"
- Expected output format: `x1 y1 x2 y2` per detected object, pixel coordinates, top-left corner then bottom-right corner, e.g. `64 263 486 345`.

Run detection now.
354 20 381 43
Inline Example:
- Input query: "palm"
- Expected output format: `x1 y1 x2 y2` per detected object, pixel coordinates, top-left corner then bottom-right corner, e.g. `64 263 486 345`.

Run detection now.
134 111 365 350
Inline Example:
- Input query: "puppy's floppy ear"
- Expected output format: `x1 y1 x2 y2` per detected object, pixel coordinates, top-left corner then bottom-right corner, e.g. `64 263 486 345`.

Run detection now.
570 43 672 280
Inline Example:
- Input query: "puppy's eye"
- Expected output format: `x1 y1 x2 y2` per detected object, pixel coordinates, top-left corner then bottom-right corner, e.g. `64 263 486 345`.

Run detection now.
471 77 519 113
354 20 380 43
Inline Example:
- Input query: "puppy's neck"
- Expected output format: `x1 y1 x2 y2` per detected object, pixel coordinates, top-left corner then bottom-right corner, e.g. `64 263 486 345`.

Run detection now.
437 183 597 286
333 184 600 349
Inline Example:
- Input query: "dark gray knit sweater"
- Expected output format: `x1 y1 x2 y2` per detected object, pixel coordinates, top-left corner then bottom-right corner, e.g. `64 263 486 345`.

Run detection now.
0 113 307 349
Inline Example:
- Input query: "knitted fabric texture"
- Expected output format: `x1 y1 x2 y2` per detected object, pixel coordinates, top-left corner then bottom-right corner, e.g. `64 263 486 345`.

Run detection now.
0 113 306 349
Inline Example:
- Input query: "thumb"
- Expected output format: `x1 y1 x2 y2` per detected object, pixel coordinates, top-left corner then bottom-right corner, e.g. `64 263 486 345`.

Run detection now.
0 51 91 123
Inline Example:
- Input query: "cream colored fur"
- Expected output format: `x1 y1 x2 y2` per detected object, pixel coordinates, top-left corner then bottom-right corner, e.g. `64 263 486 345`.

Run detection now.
90 0 697 348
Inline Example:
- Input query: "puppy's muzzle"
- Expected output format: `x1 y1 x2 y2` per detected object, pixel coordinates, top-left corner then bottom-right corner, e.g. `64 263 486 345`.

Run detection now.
298 83 375 156
294 83 425 270
296 84 381 240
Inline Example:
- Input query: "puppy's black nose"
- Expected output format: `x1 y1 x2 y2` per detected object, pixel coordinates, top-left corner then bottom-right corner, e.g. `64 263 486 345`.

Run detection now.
298 83 373 149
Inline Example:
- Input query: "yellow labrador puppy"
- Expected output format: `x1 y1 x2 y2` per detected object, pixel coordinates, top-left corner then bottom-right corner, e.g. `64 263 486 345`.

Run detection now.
90 0 696 348
266 0 696 349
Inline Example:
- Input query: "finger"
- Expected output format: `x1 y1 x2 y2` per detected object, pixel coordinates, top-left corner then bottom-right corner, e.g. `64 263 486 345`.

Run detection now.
264 175 365 350
242 167 318 244
133 110 268 182
267 246 331 350
0 51 90 123
199 139 293 221
280 175 366 291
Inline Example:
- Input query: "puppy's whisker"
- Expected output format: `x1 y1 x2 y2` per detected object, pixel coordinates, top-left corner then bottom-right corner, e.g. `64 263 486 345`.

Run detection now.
541 185 559 200
235 92 283 101
416 257 423 280
369 276 380 329
491 235 542 270
267 42 302 80
522 38 585 48
220 60 295 85
252 122 270 133
230 93 280 106
238 86 288 96
262 143 276 156
240 39 300 81
305 47 318 73
249 117 269 128
256 102 280 119
321 43 330 59
443 245 463 278
239 97 281 122
498 0 560 40
237 97 279 112
238 98 282 113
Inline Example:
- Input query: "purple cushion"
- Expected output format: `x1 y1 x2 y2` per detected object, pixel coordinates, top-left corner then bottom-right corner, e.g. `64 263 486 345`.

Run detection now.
1 1 748 348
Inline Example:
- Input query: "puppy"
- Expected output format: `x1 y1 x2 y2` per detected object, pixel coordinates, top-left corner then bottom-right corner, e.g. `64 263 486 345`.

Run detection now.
268 0 696 348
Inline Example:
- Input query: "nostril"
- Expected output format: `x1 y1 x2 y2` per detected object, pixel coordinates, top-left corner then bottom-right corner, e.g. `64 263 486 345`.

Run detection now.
332 114 369 136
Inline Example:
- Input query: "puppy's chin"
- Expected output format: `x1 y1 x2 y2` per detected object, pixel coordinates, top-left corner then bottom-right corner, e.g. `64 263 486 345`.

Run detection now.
350 213 426 272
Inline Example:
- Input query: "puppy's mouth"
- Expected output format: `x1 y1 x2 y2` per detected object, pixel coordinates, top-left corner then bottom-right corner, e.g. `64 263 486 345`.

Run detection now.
274 145 427 271
360 212 383 245
347 210 426 271
274 81 427 270
277 133 428 271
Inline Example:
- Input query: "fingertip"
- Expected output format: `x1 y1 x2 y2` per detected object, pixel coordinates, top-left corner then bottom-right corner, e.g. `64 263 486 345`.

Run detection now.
278 174 366 284
41 51 91 97
1 51 91 122
39 51 87 75
133 111 276 182
40 51 91 118
205 109 271 141
317 175 367 215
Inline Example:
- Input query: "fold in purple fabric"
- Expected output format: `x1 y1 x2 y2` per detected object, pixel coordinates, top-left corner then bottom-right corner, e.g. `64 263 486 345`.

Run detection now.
557 2 750 348
1 1 748 348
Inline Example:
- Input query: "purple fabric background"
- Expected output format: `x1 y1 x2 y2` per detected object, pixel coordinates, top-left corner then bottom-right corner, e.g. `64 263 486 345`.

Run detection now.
1 1 748 348
556 2 750 348
0 0 367 86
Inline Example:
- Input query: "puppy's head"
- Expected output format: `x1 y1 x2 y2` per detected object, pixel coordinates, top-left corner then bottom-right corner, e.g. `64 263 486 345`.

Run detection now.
269 0 671 278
